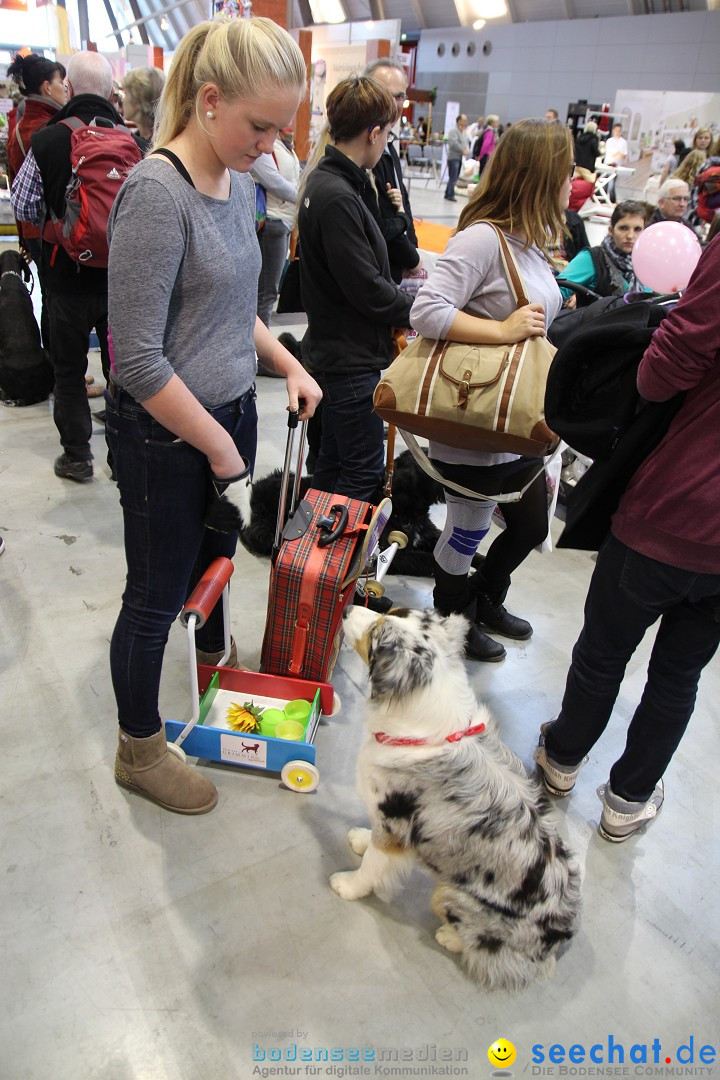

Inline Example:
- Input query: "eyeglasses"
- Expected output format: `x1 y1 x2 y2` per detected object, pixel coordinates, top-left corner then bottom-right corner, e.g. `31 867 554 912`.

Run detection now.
569 161 576 178
385 129 396 145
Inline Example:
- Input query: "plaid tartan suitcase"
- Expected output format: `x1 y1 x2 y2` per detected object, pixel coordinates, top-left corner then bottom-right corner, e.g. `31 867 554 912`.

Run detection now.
260 414 373 684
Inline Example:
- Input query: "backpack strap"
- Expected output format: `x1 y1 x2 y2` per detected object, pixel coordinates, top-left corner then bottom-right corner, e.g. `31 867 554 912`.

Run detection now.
488 223 530 310
152 147 196 189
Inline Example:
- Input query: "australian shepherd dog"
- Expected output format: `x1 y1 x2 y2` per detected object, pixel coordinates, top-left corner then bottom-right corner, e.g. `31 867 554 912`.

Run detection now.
332 606 581 992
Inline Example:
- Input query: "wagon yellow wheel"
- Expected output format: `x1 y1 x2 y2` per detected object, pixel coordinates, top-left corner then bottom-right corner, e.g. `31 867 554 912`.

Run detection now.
364 579 385 597
281 760 320 793
166 741 187 763
388 530 408 549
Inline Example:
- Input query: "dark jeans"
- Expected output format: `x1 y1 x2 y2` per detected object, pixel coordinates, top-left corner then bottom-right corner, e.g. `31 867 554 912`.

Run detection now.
257 218 291 327
47 289 110 461
311 370 384 502
445 157 462 198
430 457 548 596
546 534 720 802
106 385 258 737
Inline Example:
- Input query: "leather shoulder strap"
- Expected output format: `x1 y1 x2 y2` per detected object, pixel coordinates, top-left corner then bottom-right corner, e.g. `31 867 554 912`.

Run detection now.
489 223 529 310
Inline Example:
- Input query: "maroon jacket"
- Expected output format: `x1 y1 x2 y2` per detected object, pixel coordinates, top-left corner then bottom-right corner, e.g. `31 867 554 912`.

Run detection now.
8 94 62 242
612 237 720 574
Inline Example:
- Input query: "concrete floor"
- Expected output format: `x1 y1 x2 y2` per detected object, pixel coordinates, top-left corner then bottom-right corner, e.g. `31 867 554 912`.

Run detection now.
1 182 718 1080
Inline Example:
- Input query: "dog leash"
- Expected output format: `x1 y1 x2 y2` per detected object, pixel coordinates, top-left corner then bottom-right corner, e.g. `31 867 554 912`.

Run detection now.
374 722 486 747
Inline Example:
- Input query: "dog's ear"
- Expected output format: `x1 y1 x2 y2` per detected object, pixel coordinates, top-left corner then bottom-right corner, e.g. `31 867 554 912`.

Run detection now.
368 618 434 701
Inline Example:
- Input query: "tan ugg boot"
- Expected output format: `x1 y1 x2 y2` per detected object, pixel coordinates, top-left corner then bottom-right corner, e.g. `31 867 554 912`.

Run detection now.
115 729 218 814
195 637 239 668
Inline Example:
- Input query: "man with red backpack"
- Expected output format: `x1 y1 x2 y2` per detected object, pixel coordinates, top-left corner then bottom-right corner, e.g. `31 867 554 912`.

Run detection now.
11 51 141 482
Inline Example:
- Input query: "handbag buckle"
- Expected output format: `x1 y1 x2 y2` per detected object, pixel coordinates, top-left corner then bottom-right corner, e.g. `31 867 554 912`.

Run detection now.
457 369 473 410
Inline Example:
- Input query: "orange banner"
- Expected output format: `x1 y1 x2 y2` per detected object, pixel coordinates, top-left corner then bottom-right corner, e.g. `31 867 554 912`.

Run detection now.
0 0 29 9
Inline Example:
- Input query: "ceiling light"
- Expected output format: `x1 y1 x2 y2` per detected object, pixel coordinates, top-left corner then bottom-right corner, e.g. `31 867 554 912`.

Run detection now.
160 16 169 29
473 18 486 29
403 98 410 108
308 0 346 23
474 0 507 18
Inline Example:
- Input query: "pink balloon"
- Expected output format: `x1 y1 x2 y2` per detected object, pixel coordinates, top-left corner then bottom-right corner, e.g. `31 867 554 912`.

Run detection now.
632 221 702 293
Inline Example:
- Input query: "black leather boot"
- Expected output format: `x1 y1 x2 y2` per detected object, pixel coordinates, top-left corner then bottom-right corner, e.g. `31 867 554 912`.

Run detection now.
470 570 533 640
433 563 506 663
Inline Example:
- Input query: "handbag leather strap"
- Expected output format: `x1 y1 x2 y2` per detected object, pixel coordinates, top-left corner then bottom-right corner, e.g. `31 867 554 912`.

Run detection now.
489 223 530 311
398 430 562 504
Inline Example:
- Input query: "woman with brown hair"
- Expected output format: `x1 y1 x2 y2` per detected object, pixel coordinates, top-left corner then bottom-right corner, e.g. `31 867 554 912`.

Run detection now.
298 74 413 503
411 118 573 661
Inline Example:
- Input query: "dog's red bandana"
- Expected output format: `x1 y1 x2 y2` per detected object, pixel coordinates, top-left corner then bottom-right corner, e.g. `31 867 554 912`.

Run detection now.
373 722 486 747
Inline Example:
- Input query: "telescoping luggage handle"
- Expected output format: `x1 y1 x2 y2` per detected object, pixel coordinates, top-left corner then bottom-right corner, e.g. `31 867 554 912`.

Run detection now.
273 409 307 558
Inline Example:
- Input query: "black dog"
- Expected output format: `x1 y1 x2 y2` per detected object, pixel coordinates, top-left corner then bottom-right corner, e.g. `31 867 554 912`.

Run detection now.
0 250 53 406
240 450 449 577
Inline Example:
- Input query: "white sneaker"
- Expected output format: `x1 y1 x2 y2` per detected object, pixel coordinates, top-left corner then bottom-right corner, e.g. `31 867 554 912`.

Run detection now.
597 779 665 843
533 721 588 797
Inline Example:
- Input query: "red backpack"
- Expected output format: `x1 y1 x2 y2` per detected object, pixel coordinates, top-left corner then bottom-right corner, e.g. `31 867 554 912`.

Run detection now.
43 116 142 268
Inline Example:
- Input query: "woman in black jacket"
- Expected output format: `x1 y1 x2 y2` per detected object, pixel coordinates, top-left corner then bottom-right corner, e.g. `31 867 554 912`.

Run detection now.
574 120 600 173
298 75 414 502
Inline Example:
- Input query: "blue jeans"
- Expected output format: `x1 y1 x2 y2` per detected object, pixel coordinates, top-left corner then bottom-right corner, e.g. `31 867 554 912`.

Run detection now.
546 534 720 801
445 157 462 198
106 385 257 737
311 370 384 502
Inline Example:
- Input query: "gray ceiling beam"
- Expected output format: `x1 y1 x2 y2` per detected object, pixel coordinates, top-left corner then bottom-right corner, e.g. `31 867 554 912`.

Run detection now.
368 0 386 18
410 0 427 28
562 0 575 15
144 0 179 50
127 0 151 44
109 0 201 36
505 0 518 21
297 0 313 25
102 0 125 47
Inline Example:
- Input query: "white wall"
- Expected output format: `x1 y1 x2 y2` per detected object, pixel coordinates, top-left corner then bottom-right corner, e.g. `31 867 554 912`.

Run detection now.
415 10 720 125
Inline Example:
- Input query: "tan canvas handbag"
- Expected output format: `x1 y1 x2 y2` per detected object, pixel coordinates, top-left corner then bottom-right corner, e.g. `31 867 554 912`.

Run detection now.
374 224 559 458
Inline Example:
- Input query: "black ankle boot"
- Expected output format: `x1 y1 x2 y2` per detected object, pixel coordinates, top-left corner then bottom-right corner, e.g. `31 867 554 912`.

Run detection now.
433 563 506 663
471 571 533 640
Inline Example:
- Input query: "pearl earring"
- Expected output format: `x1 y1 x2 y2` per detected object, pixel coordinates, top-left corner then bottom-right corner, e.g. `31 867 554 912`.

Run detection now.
206 110 215 119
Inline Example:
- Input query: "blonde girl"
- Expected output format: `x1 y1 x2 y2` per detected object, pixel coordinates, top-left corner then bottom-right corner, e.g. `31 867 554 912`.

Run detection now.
106 18 321 815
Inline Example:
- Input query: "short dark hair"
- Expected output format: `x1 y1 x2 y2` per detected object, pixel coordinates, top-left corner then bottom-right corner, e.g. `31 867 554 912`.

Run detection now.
610 200 646 227
7 51 66 96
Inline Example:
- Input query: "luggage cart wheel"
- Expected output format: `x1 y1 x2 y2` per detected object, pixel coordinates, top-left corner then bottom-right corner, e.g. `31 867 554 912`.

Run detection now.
281 760 320 793
167 741 187 764
364 579 385 598
331 692 342 716
387 530 408 549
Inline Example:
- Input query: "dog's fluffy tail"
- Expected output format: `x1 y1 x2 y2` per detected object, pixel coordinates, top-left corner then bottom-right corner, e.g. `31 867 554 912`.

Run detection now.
432 863 580 993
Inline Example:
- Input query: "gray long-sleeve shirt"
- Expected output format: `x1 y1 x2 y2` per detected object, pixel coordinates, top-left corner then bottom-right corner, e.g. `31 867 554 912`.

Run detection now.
410 221 562 465
107 157 260 405
446 125 470 161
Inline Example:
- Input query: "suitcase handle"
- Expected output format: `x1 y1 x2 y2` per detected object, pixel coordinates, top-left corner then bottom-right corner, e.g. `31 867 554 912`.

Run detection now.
273 409 307 558
179 557 234 628
317 503 349 548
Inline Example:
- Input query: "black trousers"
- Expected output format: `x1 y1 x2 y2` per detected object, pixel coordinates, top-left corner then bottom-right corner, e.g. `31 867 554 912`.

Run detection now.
47 289 110 462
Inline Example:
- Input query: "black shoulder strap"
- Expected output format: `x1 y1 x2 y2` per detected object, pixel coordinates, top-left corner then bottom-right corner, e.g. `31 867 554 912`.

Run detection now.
152 148 195 189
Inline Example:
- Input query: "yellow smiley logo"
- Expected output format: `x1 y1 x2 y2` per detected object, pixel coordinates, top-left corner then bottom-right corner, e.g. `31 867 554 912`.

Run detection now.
488 1039 517 1069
